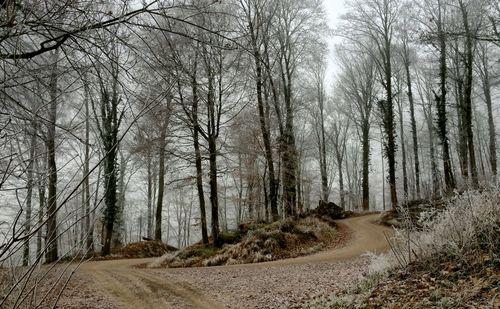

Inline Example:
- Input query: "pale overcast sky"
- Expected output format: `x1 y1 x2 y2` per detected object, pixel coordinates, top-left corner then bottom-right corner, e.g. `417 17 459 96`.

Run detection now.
324 0 347 88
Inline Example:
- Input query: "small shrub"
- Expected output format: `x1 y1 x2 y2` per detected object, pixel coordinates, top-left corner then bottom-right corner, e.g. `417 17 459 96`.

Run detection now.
219 230 242 245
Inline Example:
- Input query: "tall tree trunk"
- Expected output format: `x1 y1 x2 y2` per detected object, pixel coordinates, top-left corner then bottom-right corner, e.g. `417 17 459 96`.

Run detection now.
84 83 93 253
205 62 220 247
208 136 220 246
380 125 386 210
147 150 153 239
381 35 398 209
319 95 328 202
404 58 420 199
155 128 166 241
281 64 297 217
338 158 345 209
113 152 126 246
102 146 118 256
98 73 122 256
45 51 59 263
426 107 440 197
23 119 37 266
459 0 478 186
36 149 45 261
296 152 303 214
361 123 370 211
436 5 456 192
479 45 497 178
397 95 408 201
189 58 209 244
246 6 279 221
456 74 469 180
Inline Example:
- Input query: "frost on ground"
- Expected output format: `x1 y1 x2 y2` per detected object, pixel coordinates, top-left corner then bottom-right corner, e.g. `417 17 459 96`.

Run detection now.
302 188 500 308
152 257 369 308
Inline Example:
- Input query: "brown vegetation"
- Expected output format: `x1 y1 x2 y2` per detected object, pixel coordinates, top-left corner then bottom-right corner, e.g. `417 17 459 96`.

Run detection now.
93 241 177 261
159 215 344 268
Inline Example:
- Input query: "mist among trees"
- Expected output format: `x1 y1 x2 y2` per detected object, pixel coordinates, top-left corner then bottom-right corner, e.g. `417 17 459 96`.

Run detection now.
0 1 498 304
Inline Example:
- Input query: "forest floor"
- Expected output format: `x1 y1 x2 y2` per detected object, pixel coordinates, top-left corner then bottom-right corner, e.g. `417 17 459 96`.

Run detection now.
57 213 391 308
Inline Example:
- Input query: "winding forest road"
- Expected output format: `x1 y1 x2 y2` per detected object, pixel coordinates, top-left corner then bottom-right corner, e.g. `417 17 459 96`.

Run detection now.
79 214 391 309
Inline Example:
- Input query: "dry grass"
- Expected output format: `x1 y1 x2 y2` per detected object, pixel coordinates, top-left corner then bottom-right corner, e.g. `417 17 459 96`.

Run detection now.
159 216 338 267
304 188 500 308
91 241 177 261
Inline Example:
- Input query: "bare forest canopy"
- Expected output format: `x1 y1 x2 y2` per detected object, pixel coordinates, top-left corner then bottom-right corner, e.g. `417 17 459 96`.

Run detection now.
0 0 499 274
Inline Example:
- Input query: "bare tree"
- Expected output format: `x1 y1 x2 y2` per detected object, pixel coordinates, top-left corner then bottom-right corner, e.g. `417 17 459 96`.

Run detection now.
342 0 401 208
336 46 376 211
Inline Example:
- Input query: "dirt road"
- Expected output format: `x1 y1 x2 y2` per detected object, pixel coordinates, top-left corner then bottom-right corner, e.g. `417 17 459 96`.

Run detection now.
80 214 391 309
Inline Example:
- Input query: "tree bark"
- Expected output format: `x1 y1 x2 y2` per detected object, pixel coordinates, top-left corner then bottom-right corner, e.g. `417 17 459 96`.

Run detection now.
397 94 408 201
381 40 398 208
147 150 153 239
436 3 456 192
23 118 37 266
361 123 370 211
84 81 93 254
459 0 478 186
246 5 279 220
155 128 166 241
281 58 298 217
45 51 59 263
191 63 209 244
208 136 220 246
404 56 420 199
479 45 497 178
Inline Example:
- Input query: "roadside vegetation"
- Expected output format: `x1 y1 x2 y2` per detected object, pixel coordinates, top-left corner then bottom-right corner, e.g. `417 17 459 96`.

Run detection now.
304 188 500 308
154 214 345 268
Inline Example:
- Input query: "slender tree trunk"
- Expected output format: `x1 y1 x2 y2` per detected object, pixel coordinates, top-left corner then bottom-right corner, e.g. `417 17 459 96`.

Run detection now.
456 75 469 180
282 67 297 217
208 136 220 246
155 128 166 241
317 81 328 202
479 46 497 178
361 123 370 211
397 96 408 201
405 60 420 199
246 8 279 221
436 6 456 192
380 125 386 210
83 84 93 253
147 151 153 239
381 35 398 208
113 153 126 246
36 149 45 261
205 61 220 246
191 71 209 244
102 146 118 256
99 75 122 256
45 51 59 263
338 159 345 209
23 119 37 266
459 0 478 186
296 152 303 214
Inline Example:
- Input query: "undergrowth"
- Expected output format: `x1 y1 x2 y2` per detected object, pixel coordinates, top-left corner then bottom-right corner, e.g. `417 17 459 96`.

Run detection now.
369 187 499 275
299 188 500 308
156 216 337 267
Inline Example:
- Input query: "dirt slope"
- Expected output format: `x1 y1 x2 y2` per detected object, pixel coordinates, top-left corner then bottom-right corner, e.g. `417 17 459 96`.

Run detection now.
80 214 391 309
